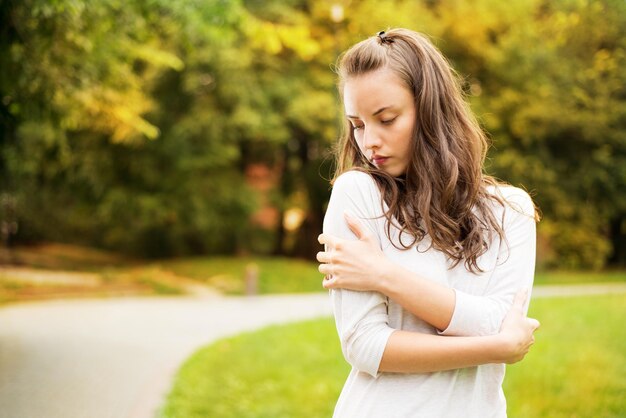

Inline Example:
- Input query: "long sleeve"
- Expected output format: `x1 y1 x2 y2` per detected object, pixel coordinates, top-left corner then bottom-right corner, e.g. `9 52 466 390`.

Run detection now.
324 171 395 378
439 188 537 337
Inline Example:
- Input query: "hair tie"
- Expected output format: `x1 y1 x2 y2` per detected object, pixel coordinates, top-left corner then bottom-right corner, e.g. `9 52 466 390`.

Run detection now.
377 31 394 44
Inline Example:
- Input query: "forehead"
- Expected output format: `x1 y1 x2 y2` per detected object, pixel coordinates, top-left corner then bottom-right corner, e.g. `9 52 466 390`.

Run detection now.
343 69 413 116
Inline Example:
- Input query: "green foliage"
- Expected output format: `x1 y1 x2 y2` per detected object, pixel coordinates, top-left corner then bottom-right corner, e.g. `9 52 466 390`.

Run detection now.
1 0 259 256
462 0 626 268
161 294 626 418
1 0 177 142
1 0 625 266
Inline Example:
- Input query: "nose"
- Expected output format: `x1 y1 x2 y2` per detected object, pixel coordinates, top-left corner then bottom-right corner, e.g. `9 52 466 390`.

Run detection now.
362 125 382 151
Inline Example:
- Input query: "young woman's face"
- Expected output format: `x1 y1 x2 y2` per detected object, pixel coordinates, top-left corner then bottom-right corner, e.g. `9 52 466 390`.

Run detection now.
343 68 416 177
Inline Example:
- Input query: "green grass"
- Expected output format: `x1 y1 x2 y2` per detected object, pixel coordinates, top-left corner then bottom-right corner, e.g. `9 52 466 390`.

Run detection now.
160 318 347 418
4 244 626 298
504 295 626 417
534 270 626 285
161 256 323 295
162 257 626 295
0 244 134 271
161 294 626 418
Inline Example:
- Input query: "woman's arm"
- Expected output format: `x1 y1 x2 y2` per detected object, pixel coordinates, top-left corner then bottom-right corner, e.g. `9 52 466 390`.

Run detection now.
333 278 538 376
319 224 455 331
323 171 539 377
332 278 538 377
379 289 538 373
318 189 537 336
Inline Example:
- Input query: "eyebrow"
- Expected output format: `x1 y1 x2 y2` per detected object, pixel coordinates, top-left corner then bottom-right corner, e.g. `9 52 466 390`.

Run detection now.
346 106 391 119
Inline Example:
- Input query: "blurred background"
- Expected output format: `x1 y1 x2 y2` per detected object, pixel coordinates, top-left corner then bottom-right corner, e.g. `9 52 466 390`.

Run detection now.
0 1 625 417
1 0 625 272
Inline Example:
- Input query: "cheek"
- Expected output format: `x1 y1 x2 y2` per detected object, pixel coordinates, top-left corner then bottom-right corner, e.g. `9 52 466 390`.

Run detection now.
401 115 416 137
396 119 414 148
353 134 367 155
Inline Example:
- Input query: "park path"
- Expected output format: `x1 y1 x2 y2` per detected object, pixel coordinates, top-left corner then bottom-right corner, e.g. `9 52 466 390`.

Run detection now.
0 293 333 418
1 282 625 418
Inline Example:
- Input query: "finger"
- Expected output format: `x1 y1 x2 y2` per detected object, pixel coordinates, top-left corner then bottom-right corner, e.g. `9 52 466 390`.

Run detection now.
322 276 337 289
527 318 540 330
511 288 529 312
318 263 332 275
318 233 340 248
321 274 334 289
344 211 371 241
316 251 332 263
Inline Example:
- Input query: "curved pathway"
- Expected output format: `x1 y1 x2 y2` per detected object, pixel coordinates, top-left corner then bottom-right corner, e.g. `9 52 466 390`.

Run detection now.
1 282 625 418
0 293 332 418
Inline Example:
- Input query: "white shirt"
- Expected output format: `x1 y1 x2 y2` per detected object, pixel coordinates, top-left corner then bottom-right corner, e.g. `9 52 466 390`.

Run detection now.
324 170 536 418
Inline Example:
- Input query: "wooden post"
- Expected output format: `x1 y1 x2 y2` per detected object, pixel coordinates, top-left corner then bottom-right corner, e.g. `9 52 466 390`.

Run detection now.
245 263 259 296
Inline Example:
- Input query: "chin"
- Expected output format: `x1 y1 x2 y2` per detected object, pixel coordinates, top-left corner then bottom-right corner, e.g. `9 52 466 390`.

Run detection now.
382 167 405 178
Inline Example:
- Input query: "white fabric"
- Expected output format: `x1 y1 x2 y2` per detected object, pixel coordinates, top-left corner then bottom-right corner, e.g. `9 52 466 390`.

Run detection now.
324 170 536 418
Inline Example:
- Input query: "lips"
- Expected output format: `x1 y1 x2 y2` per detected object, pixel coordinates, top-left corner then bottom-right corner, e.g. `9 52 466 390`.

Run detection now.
372 155 389 166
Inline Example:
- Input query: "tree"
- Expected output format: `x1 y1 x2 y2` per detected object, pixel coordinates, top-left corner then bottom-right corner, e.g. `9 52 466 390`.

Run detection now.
459 0 626 268
1 0 624 268
0 0 255 256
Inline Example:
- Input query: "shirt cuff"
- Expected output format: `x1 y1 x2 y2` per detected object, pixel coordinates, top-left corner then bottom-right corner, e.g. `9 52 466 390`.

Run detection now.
357 325 395 378
437 289 491 336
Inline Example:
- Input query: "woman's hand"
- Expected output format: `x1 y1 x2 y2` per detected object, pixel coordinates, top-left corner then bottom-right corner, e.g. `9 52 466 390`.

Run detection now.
496 289 541 364
317 212 390 292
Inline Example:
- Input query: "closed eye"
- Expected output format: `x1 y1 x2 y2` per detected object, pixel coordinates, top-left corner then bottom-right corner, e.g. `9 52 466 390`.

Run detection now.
381 117 397 125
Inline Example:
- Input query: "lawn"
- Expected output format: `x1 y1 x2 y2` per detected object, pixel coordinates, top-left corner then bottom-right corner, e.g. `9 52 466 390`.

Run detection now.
534 270 626 285
160 316 345 418
503 295 626 417
0 245 183 304
2 244 625 303
160 256 324 294
160 294 626 418
160 257 626 295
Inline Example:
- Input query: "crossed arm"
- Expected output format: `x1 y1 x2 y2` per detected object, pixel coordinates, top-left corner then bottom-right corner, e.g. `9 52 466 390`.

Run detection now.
319 171 540 376
379 294 536 373
319 216 456 331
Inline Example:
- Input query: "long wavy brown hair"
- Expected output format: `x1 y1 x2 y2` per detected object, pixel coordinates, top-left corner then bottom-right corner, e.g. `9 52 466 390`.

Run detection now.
333 29 537 273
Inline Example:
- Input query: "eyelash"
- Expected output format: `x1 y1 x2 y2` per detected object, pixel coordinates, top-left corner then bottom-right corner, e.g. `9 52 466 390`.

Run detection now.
351 117 397 131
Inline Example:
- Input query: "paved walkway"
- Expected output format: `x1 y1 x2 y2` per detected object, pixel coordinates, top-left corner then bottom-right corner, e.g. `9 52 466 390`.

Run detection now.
0 282 624 418
0 293 333 418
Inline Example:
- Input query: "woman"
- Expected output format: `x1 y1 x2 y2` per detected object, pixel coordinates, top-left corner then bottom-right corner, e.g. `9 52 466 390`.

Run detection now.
317 29 540 417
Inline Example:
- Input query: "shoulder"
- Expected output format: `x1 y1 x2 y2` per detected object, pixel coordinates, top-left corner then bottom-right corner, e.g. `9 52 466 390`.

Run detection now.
332 170 381 198
486 184 536 221
329 170 385 214
324 171 386 236
333 170 377 189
